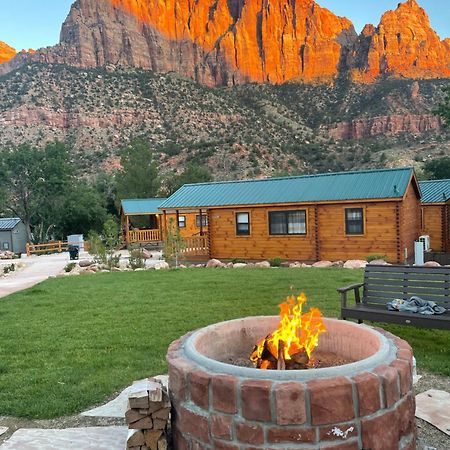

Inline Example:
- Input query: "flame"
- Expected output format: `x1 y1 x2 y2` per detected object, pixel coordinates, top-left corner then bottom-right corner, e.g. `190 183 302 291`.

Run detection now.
250 293 326 368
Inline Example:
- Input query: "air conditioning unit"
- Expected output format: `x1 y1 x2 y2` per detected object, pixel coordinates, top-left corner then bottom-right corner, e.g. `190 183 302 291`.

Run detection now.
419 235 431 252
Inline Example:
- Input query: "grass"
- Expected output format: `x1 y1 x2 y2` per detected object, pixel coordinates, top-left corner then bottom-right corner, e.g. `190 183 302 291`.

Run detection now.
0 268 448 419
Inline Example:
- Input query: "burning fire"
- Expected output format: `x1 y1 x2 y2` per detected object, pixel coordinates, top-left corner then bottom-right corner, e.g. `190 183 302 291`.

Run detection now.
250 293 326 370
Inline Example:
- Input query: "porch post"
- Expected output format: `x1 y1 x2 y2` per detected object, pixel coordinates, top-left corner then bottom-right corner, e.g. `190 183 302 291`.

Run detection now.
163 211 167 241
199 209 203 236
125 215 130 246
176 210 180 230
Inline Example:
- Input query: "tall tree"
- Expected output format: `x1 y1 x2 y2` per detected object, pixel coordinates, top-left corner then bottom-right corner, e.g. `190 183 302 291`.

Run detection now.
115 139 160 201
423 157 450 180
164 164 212 195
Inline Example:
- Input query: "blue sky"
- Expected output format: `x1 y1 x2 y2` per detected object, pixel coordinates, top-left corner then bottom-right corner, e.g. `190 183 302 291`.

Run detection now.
1 0 449 51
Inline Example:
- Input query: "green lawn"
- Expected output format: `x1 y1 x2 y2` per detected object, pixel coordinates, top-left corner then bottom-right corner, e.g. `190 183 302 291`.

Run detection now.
0 268 448 419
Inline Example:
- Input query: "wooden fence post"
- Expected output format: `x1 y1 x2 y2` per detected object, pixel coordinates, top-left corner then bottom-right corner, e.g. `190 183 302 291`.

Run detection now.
58 241 62 253
26 243 30 257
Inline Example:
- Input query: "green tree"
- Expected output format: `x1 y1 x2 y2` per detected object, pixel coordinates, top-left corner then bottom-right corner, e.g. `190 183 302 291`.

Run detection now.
423 157 450 180
163 218 185 268
87 217 122 270
115 139 160 201
164 164 212 195
435 85 450 127
0 143 71 242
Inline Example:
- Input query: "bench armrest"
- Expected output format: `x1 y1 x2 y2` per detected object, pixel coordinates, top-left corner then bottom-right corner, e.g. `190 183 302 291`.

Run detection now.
337 283 364 294
337 283 363 315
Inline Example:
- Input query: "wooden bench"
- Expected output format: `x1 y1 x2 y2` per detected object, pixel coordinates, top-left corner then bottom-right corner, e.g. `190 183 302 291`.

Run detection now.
338 265 450 330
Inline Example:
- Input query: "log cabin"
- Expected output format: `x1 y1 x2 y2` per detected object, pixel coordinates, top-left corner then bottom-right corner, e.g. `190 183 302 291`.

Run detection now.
120 199 208 246
419 179 450 253
159 168 423 263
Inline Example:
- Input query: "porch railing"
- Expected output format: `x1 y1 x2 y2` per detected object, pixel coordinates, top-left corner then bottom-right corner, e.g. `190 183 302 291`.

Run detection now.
182 235 209 256
128 229 161 243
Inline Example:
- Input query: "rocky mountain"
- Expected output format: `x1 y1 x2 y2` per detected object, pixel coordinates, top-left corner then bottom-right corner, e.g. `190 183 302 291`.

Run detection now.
0 42 16 64
0 64 448 179
0 0 449 85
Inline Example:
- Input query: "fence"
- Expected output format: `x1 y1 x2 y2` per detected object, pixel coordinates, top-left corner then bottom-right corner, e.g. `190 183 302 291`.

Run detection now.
181 235 209 257
26 241 87 256
128 229 161 243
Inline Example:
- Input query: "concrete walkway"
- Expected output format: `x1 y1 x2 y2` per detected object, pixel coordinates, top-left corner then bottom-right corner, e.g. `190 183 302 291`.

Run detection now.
0 253 70 299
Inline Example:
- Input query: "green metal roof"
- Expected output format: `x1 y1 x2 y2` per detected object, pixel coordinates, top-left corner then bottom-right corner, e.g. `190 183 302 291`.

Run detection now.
160 168 415 209
419 179 450 203
121 198 167 215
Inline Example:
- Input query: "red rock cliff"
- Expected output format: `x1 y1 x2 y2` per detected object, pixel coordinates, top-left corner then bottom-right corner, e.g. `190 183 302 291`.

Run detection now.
352 0 450 81
0 42 16 64
0 0 449 85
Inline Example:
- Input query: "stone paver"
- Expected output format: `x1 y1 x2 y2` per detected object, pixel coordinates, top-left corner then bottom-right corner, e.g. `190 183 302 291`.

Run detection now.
81 375 168 418
0 426 127 450
416 389 450 436
0 254 70 299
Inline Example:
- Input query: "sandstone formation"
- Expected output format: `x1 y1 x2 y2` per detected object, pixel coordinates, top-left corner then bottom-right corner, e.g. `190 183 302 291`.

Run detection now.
351 0 450 82
0 41 16 64
328 114 442 140
1 0 448 85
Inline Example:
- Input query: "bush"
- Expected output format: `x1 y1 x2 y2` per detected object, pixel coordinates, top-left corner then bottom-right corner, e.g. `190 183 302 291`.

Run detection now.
87 217 122 270
269 257 283 267
367 254 389 263
64 262 76 273
2 263 15 274
129 246 145 270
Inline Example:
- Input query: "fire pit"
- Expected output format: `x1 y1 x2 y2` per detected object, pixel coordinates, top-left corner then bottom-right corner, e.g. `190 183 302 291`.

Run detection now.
167 311 416 449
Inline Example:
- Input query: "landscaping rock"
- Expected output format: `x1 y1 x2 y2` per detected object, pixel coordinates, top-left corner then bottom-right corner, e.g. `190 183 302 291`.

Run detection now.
301 263 312 268
142 249 152 259
312 260 333 268
331 261 344 267
206 259 223 268
344 260 368 269
255 261 271 268
0 427 8 437
423 261 441 267
79 259 93 268
0 251 15 259
226 262 234 268
289 262 302 268
368 259 390 266
233 263 247 268
280 262 291 268
247 262 255 268
155 262 170 270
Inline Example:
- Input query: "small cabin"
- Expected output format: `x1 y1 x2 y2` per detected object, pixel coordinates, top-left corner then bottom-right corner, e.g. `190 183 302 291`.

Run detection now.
419 179 450 253
159 168 422 263
0 218 27 254
120 198 167 246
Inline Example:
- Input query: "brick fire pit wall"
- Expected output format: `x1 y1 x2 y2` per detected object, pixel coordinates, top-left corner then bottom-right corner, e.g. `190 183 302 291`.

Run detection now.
167 317 416 450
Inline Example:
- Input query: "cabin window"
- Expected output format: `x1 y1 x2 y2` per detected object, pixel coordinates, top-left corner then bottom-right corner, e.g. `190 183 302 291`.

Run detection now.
345 208 364 235
269 210 307 235
236 212 250 235
2 242 9 250
178 215 186 228
196 214 208 228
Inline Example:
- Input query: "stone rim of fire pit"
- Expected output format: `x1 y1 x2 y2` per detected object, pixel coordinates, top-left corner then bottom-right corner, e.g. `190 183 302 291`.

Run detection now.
184 316 395 380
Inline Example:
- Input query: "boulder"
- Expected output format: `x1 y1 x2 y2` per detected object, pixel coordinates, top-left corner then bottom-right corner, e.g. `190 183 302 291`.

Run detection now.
331 261 344 268
344 260 368 269
78 259 93 268
206 259 223 268
423 261 441 267
233 263 247 268
255 261 271 268
155 262 170 270
368 259 389 266
226 262 234 268
312 261 333 268
289 262 302 268
301 263 312 268
142 249 153 259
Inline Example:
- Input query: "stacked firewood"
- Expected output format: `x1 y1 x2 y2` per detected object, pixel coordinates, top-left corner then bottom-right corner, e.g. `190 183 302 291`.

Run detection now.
126 378 171 450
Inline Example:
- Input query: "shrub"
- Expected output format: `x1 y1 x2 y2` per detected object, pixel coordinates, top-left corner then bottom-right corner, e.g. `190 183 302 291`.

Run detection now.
269 257 283 267
3 263 16 274
64 262 76 273
87 217 122 270
129 246 145 270
367 254 389 263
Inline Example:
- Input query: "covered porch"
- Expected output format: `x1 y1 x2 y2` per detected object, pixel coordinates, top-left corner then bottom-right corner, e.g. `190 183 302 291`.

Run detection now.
160 207 210 258
120 198 167 246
